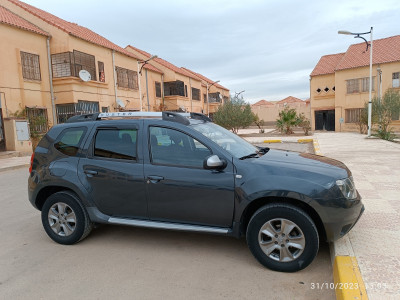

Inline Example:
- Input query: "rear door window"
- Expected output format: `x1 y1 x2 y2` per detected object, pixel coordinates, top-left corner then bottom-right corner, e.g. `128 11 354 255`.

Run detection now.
94 129 137 161
54 127 86 156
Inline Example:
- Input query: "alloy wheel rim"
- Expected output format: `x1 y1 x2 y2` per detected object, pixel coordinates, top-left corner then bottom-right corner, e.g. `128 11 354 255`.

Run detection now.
48 202 76 237
258 218 305 262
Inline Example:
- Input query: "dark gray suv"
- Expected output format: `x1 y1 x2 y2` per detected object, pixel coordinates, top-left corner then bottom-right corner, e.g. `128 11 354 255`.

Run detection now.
28 112 364 272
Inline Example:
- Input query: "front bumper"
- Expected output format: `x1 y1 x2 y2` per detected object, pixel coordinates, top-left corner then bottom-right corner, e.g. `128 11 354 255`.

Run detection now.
322 194 365 242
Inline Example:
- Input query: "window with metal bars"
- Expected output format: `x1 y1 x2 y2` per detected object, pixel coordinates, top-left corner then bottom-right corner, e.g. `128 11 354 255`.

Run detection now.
345 108 363 123
393 72 400 88
208 92 221 103
20 52 41 81
51 51 96 80
98 61 105 82
51 52 74 77
25 107 48 133
155 82 161 98
191 88 200 100
116 67 138 89
361 77 375 92
56 101 99 123
164 81 185 96
346 79 360 94
346 77 375 94
73 50 96 81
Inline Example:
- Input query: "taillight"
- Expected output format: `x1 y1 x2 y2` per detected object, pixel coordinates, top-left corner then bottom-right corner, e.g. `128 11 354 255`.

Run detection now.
29 153 35 173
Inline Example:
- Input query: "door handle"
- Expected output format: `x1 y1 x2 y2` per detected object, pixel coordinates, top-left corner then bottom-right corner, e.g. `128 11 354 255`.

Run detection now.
84 170 98 176
147 175 164 183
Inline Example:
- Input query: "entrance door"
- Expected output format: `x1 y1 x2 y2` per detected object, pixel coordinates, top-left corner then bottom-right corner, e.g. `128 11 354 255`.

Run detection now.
315 110 335 131
0 109 5 151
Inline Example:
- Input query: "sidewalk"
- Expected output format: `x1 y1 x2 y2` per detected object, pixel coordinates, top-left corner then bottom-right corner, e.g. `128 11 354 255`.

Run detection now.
314 132 400 299
0 155 31 172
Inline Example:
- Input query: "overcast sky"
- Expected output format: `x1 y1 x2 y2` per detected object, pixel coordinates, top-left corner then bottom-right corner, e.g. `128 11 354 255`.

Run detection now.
24 0 400 103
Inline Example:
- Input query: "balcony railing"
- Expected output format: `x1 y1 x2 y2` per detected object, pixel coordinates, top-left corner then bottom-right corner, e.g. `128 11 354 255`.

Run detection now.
51 50 96 81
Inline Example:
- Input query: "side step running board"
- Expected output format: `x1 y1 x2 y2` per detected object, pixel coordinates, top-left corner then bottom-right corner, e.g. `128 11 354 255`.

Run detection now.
108 217 230 235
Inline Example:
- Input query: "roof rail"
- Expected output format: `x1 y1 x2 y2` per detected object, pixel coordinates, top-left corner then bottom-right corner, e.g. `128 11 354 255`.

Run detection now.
190 112 212 122
65 113 100 123
162 111 190 125
65 111 211 125
98 112 165 118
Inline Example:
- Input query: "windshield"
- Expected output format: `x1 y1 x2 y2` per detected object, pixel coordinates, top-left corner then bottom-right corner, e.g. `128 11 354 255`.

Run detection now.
191 122 258 158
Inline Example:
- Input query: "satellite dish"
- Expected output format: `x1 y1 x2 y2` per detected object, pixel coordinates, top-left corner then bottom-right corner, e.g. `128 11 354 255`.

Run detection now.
116 98 125 108
79 70 91 82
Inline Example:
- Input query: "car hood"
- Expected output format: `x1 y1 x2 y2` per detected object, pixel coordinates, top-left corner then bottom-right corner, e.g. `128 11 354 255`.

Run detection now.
244 149 350 180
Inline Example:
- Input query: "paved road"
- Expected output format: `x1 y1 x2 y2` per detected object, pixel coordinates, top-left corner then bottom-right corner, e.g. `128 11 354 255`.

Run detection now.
0 169 334 300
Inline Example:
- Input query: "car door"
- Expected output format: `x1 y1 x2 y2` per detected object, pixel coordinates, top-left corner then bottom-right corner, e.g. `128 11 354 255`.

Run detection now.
77 122 147 218
144 124 235 227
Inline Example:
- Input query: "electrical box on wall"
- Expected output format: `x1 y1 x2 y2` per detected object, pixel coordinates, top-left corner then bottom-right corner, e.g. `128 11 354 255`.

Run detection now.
15 121 30 141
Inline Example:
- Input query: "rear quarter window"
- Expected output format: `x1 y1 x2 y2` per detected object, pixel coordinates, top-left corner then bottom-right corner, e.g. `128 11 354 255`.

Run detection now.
54 127 86 156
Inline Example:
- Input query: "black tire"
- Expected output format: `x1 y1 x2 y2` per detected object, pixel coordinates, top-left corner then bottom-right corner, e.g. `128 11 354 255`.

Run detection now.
246 203 319 272
41 191 93 245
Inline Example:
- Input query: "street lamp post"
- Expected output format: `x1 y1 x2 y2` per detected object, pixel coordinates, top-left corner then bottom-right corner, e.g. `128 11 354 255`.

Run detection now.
137 55 157 112
338 27 373 137
206 80 220 117
234 90 245 99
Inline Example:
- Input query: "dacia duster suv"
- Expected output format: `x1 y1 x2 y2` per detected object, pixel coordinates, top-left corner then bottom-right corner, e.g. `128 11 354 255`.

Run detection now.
28 112 364 272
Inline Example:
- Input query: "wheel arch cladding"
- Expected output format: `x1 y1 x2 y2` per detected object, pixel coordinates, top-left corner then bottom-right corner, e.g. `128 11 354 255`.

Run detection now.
240 197 327 242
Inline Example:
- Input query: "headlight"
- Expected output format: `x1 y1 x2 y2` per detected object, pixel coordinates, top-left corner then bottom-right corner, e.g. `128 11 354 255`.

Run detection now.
336 176 357 199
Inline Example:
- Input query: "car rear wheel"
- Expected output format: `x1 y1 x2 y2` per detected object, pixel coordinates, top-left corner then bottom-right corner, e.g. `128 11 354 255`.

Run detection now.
41 191 93 245
246 203 319 272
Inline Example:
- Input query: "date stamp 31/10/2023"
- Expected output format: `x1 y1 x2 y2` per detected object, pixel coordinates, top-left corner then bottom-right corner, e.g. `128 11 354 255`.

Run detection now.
310 282 389 291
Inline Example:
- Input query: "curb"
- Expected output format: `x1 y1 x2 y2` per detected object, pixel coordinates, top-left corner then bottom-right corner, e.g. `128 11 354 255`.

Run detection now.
314 138 368 300
263 139 282 143
330 237 368 300
0 164 30 173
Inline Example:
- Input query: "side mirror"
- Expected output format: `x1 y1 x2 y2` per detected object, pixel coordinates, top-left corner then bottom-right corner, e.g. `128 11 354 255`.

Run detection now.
204 155 227 170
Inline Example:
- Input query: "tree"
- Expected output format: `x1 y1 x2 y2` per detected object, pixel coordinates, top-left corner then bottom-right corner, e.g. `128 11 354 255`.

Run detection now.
254 114 265 133
361 90 400 140
298 113 311 136
213 96 256 133
276 106 301 134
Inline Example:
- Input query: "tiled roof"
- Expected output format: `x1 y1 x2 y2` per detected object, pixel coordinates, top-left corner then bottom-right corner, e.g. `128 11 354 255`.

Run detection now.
276 96 304 104
181 68 229 91
311 35 400 76
142 63 163 74
310 53 345 76
126 45 200 80
0 5 49 36
252 100 274 107
336 35 400 71
7 0 141 60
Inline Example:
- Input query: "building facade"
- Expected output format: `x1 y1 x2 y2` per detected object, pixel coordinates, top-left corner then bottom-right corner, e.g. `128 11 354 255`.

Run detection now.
310 35 400 132
0 0 229 152
251 96 310 125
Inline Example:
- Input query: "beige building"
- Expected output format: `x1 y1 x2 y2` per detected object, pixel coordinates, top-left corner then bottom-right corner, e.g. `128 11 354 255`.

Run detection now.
126 46 229 115
0 0 229 152
251 96 310 125
310 35 400 132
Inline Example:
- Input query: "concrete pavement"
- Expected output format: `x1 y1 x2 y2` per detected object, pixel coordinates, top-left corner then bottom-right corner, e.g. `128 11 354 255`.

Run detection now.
0 152 31 173
313 132 400 300
0 168 334 300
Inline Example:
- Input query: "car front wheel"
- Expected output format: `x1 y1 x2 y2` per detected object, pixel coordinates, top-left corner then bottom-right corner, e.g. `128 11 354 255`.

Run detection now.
41 191 93 245
246 203 319 272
